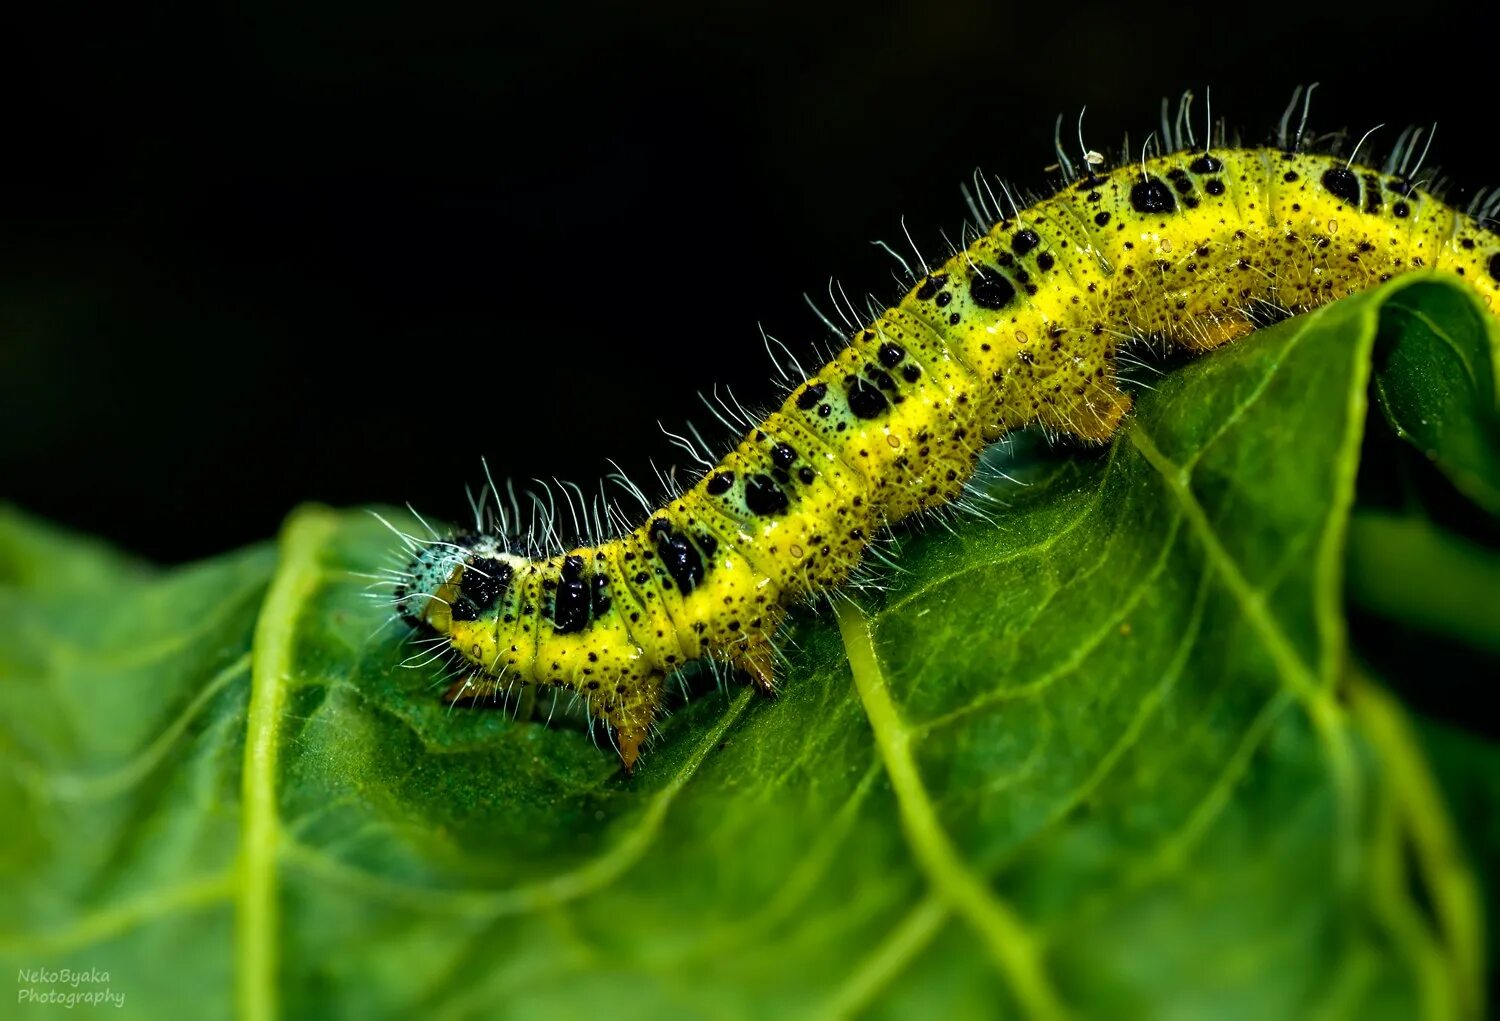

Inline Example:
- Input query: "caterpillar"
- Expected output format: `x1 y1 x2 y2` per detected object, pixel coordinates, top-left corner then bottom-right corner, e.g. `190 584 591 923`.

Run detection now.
380 89 1500 771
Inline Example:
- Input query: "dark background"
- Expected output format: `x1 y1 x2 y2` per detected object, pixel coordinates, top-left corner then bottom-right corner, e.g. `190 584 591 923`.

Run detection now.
3 1 1495 562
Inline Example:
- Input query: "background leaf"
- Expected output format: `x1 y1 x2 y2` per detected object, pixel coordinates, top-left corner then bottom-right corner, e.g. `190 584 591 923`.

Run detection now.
1 274 1494 1020
1369 279 1500 513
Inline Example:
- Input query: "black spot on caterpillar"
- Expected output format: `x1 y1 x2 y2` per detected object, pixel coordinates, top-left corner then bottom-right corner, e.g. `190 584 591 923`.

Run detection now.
385 90 1500 771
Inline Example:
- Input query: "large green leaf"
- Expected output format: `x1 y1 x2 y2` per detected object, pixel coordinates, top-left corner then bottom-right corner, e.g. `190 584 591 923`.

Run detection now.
1 274 1494 1020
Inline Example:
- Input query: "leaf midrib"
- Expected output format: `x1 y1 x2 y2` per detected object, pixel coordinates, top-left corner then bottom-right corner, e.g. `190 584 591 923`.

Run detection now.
236 507 337 1021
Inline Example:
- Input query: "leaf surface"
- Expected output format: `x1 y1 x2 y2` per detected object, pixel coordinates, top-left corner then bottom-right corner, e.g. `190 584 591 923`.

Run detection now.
1 274 1493 1020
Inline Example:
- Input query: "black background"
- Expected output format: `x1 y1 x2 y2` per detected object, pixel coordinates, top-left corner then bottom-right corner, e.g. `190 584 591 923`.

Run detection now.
3 1 1494 562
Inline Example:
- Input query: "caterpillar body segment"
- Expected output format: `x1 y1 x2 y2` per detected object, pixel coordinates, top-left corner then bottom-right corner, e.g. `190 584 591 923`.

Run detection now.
395 146 1500 770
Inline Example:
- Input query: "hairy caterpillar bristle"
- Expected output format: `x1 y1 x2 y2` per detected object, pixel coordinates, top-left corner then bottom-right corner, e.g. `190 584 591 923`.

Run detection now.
389 88 1500 771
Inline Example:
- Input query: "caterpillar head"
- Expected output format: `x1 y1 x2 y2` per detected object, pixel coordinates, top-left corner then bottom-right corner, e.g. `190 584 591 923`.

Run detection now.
394 535 518 637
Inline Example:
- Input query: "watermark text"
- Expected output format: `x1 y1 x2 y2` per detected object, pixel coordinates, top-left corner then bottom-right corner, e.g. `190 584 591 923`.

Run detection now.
17 967 125 1009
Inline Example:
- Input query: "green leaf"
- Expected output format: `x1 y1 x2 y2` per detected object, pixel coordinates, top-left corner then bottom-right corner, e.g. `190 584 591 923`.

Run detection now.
1345 512 1500 655
1411 714 1500 991
1367 278 1500 513
1 274 1493 1020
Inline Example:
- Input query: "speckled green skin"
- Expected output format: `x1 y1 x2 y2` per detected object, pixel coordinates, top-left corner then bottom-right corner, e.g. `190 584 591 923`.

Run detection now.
407 147 1500 768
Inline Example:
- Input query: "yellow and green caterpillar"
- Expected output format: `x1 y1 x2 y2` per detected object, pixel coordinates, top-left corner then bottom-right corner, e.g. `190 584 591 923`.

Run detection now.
388 96 1500 770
